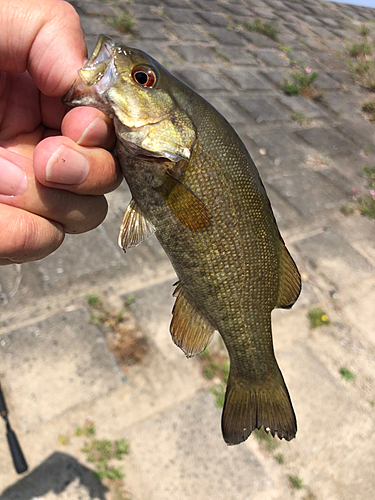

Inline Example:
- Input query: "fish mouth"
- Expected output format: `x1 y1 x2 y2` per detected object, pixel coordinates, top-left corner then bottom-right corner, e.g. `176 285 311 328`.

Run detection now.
62 35 118 111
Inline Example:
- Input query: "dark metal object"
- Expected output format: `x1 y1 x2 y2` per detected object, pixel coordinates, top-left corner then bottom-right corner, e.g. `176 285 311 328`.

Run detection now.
0 382 28 474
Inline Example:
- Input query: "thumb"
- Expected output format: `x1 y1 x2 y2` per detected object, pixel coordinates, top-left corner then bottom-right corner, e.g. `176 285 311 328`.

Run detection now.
0 0 86 96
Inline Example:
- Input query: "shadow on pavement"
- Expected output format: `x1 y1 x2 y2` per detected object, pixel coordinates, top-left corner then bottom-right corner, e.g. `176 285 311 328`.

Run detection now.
0 452 108 500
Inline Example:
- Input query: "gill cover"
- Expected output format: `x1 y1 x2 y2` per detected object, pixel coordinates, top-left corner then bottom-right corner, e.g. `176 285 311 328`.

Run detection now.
64 35 196 162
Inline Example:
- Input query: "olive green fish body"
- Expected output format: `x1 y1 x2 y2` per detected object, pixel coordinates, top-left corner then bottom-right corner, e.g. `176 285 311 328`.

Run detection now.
64 36 301 444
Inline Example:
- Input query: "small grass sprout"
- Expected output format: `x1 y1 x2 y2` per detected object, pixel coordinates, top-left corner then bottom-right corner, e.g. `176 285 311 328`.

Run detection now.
359 24 371 37
289 475 305 490
88 294 102 308
253 427 279 452
291 112 312 126
210 384 226 408
339 366 356 381
308 307 330 328
58 434 70 446
274 453 284 464
75 421 96 437
347 41 372 58
281 67 320 99
106 9 136 36
241 18 278 41
81 438 129 481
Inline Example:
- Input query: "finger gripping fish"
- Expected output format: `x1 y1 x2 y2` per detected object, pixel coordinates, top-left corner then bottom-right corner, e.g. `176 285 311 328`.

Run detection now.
64 35 301 445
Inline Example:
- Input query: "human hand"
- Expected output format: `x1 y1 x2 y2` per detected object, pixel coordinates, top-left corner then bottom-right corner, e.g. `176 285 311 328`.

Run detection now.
0 0 122 265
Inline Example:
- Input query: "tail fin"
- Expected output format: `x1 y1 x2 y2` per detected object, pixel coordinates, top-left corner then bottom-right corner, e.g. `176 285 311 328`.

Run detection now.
221 369 297 445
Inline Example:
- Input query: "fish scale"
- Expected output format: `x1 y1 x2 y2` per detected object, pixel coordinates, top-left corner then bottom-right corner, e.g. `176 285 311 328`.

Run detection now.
64 35 301 445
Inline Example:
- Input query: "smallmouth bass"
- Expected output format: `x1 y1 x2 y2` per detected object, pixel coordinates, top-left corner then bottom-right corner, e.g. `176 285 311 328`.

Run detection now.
64 35 301 445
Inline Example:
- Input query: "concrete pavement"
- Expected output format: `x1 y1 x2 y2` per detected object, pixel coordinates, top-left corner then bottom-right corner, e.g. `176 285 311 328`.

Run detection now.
1 0 375 498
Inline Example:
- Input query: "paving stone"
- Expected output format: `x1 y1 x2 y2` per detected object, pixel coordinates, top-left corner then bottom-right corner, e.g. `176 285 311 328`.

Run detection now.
328 70 355 85
169 24 210 42
295 127 352 156
0 308 125 429
162 0 191 7
320 17 342 29
260 68 289 87
263 182 303 231
207 26 245 45
248 129 305 165
234 97 292 123
321 90 363 116
216 44 257 64
240 31 279 48
170 44 216 63
253 49 290 67
295 227 374 286
126 392 270 500
163 7 200 24
136 21 169 40
128 4 164 21
315 73 341 90
196 11 229 26
283 1 312 15
297 35 328 51
205 97 249 126
192 0 223 11
175 68 228 91
277 95 327 118
221 67 272 90
80 16 120 37
336 115 375 149
268 170 347 217
72 0 117 16
221 3 251 16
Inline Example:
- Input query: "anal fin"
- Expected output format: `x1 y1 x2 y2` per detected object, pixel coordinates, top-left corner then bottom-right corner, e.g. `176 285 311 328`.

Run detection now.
118 198 155 251
276 241 301 309
171 282 215 357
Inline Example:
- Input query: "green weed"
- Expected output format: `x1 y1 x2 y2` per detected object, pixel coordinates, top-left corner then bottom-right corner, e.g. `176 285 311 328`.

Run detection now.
58 434 70 446
274 453 284 464
210 384 226 408
340 201 357 216
347 41 372 58
364 164 375 187
106 10 136 36
280 44 292 53
363 100 375 120
308 307 330 328
339 367 356 381
88 294 102 308
75 422 96 437
81 438 129 481
289 475 305 490
241 18 278 41
291 112 312 126
359 24 371 36
253 428 279 452
281 67 320 99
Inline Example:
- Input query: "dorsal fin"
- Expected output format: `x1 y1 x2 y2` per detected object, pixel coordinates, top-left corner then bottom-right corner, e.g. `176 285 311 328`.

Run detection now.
118 198 155 251
171 282 215 358
158 172 212 231
276 241 301 309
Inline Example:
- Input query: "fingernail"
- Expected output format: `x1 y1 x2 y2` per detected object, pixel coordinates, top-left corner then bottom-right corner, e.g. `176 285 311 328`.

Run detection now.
77 117 105 146
0 157 27 196
46 145 89 184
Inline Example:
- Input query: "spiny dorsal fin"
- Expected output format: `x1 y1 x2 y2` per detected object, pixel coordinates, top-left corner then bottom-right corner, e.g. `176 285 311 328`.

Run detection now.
276 240 301 309
159 172 211 231
171 282 215 358
118 198 155 251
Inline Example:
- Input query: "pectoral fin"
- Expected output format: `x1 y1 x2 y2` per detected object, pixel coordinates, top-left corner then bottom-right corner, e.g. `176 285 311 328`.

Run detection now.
171 282 215 357
118 198 155 251
276 241 301 309
159 172 212 231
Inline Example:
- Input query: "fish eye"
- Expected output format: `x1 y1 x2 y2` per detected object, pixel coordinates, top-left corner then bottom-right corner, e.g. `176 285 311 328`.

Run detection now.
132 67 157 87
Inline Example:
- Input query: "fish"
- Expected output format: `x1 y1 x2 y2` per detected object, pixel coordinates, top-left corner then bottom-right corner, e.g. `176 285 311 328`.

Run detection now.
63 35 301 445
